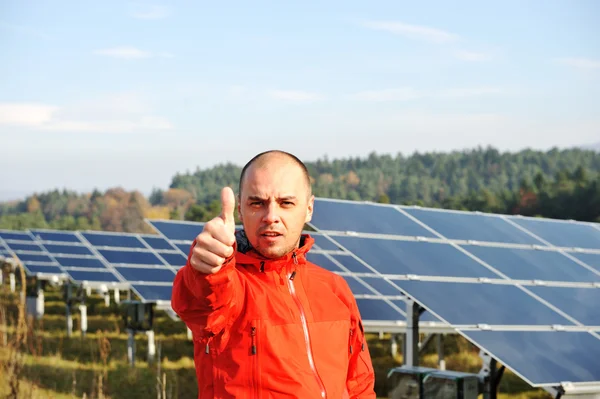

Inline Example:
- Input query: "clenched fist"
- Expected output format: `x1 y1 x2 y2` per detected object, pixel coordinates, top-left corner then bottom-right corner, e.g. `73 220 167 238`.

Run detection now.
190 186 236 274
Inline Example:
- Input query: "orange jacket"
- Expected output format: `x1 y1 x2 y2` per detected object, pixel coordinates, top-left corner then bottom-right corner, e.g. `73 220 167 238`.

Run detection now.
171 231 376 398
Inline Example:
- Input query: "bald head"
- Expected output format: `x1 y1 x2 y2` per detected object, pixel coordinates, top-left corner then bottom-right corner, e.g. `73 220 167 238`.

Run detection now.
238 150 312 198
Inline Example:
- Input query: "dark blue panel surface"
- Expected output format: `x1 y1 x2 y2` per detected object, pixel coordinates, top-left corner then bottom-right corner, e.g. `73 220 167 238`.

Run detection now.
142 236 176 250
528 286 600 326
68 270 121 282
157 252 187 267
311 199 437 237
306 253 345 272
176 243 191 255
311 234 341 250
30 230 81 243
403 208 544 245
461 331 600 385
17 253 53 263
99 250 163 265
465 246 600 283
55 257 106 269
343 276 377 295
0 231 33 241
509 217 600 250
83 232 145 248
149 220 204 241
115 267 176 282
394 281 573 326
331 254 373 273
359 277 404 296
570 252 600 274
355 299 405 321
24 264 63 275
132 284 173 301
7 242 43 252
332 236 500 278
44 244 93 256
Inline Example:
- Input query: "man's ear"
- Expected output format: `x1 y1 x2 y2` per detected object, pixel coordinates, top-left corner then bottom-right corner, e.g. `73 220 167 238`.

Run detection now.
304 195 314 223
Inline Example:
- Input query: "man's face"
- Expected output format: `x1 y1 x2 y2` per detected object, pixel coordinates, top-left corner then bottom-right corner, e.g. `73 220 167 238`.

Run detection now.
238 158 314 259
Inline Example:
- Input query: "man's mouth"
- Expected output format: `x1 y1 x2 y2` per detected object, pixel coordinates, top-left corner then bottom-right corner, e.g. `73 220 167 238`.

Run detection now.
262 232 282 237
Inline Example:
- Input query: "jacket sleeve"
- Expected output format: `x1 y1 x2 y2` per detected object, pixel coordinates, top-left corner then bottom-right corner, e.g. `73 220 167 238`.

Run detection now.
170 239 243 339
346 290 377 398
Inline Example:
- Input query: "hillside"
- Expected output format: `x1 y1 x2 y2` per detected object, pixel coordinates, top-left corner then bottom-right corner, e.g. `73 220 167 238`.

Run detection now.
1 146 600 232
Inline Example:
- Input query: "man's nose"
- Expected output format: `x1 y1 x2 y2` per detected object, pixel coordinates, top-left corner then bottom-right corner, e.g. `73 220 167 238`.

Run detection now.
263 202 281 224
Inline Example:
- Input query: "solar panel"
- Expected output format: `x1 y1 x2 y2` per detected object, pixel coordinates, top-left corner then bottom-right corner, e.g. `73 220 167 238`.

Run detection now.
506 216 600 250
401 207 545 245
145 219 204 241
306 199 437 237
30 229 81 243
461 330 600 386
0 229 67 279
29 229 125 286
463 245 600 283
78 230 179 304
307 197 600 388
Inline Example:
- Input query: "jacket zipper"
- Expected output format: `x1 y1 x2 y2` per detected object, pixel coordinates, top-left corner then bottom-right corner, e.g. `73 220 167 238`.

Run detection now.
288 252 327 398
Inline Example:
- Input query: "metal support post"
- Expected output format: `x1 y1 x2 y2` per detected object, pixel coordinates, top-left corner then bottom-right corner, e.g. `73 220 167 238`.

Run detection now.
114 288 120 304
437 334 445 370
147 330 156 364
127 329 136 367
79 304 87 337
405 300 422 367
479 351 505 399
9 273 15 292
390 334 398 358
66 284 73 337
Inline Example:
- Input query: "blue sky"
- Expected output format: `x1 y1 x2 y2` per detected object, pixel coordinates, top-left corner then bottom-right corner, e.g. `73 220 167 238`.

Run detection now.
1 0 598 200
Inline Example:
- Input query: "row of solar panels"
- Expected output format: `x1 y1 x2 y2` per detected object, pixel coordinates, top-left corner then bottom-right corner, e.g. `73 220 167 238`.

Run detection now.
0 203 598 328
1 199 600 387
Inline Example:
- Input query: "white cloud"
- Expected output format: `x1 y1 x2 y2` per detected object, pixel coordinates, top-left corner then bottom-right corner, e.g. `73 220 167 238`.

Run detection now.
92 46 173 60
130 4 170 20
0 103 58 126
268 90 323 102
555 57 600 70
0 96 173 133
454 50 492 62
360 20 458 44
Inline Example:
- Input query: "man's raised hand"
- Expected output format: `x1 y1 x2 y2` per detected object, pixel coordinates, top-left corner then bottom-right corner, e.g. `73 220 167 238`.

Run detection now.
189 187 237 274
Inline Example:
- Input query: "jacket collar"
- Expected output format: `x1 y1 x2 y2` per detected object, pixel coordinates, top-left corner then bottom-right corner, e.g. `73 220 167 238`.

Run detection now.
233 229 314 272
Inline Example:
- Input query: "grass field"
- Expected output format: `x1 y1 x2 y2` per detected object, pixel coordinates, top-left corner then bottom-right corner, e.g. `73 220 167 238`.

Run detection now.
0 275 551 399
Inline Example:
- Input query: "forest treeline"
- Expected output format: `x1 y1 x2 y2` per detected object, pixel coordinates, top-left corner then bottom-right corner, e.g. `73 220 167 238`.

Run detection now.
1 147 599 232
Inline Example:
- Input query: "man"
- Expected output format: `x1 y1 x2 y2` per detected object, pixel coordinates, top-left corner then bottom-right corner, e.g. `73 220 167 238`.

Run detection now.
171 150 376 398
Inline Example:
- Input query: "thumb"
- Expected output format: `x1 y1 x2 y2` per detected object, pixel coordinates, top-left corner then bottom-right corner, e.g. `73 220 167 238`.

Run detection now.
220 186 236 228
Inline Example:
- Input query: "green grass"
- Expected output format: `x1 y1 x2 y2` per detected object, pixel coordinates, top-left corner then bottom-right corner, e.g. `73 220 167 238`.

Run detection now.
1 282 551 399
